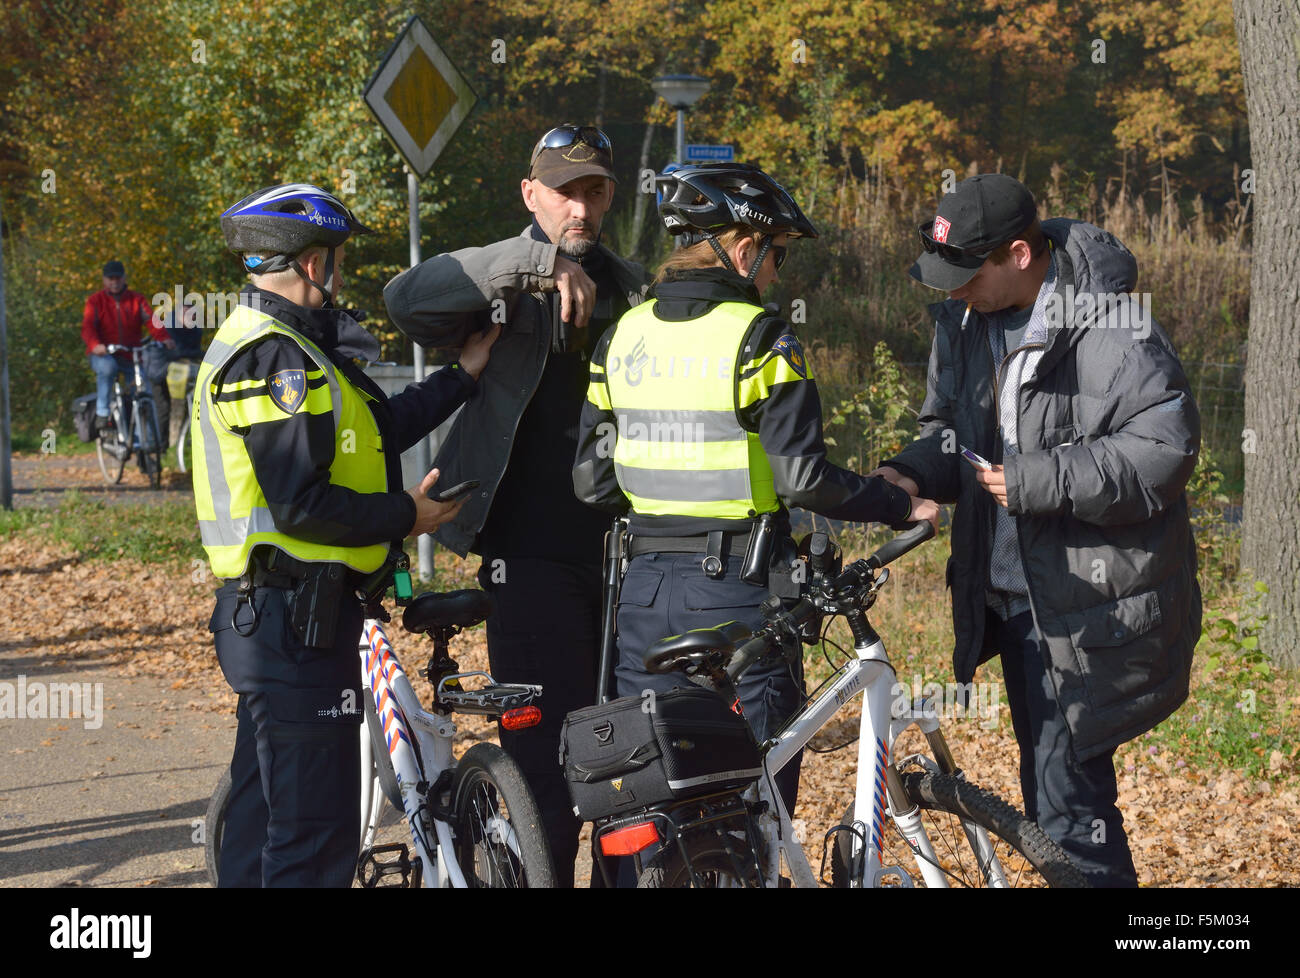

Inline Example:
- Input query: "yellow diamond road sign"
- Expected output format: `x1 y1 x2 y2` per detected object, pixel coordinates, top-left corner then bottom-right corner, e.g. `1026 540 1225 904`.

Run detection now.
364 16 477 179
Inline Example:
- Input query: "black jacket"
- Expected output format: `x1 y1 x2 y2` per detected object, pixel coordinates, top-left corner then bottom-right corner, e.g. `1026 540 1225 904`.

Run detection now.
572 268 913 536
884 219 1201 761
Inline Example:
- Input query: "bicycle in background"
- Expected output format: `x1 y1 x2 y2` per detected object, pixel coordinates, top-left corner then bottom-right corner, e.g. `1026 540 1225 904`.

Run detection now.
96 342 164 489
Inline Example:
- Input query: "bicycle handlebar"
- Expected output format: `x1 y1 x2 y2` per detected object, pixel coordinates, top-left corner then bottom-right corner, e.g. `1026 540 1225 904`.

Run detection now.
722 522 937 682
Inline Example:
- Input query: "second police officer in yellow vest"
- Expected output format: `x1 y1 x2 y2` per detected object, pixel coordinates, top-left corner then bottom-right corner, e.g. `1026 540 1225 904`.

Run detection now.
574 163 940 814
193 184 499 887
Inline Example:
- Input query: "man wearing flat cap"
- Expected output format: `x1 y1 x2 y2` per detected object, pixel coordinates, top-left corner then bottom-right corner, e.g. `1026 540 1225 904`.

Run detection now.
384 125 649 885
872 173 1201 886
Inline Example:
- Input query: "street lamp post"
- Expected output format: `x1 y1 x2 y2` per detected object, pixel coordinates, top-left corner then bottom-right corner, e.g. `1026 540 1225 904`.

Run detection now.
651 74 710 164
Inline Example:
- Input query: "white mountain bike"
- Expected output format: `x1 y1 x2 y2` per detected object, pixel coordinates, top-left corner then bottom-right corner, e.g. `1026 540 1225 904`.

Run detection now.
601 524 1089 888
205 588 556 887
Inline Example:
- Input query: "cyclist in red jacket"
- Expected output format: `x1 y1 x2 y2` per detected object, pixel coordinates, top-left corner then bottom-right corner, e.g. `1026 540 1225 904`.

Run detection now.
82 259 172 432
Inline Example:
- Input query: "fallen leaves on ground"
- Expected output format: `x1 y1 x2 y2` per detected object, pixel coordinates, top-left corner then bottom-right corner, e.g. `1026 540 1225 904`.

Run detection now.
2 536 1295 886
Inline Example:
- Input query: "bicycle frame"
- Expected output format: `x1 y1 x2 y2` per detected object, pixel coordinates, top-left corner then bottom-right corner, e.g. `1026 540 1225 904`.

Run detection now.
746 628 1007 888
357 619 469 888
105 345 159 453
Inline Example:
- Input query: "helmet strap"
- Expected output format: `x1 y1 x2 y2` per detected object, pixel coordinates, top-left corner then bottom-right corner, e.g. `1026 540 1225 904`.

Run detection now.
700 231 737 273
746 235 773 284
290 248 336 309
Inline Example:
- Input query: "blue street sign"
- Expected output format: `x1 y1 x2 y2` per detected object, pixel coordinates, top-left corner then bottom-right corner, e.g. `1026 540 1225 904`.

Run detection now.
685 144 734 162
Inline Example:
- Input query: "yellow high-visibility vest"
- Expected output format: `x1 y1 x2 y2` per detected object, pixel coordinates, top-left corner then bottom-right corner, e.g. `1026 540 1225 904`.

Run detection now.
191 304 389 578
597 299 779 519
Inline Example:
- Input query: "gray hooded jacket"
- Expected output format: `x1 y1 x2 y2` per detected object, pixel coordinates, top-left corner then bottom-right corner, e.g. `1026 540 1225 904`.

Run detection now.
884 219 1201 762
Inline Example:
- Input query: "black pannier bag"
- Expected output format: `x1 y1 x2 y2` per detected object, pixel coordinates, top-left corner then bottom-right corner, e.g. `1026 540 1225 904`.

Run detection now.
72 393 98 443
560 686 762 822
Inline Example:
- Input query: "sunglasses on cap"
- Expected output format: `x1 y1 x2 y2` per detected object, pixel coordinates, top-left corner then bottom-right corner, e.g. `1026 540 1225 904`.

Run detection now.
918 220 1006 263
530 125 613 166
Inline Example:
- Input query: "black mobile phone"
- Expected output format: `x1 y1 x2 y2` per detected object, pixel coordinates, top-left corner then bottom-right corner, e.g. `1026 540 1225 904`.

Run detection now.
428 479 480 503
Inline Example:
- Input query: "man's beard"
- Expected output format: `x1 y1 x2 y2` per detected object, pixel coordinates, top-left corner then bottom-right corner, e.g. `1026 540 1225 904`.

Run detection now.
558 234 597 259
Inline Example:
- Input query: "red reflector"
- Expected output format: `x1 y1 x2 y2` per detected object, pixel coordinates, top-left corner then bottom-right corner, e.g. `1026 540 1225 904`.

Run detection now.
501 706 542 730
600 821 660 857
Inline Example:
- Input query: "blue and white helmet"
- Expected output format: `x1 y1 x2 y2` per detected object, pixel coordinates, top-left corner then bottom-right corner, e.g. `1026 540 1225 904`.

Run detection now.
220 183 372 273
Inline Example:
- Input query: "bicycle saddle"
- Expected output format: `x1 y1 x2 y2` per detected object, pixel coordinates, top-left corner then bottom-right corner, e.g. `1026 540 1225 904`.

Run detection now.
403 589 494 635
643 620 753 674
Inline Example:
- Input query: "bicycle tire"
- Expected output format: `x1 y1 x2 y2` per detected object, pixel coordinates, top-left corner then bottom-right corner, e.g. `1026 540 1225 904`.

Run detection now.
636 831 762 888
830 770 1090 888
136 398 163 489
177 414 191 474
204 768 231 887
96 397 128 484
449 743 556 888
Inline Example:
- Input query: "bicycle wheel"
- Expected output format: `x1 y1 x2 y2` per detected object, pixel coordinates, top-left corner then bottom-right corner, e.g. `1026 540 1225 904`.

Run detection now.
449 743 556 888
177 414 191 474
136 398 163 488
830 771 1089 888
96 402 128 485
636 831 763 888
204 768 231 887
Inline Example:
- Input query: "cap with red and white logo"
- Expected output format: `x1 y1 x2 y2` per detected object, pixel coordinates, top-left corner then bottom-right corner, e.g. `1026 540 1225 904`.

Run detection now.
909 174 1037 292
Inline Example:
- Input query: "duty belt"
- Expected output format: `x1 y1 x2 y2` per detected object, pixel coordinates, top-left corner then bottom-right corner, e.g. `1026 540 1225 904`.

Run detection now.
628 515 775 584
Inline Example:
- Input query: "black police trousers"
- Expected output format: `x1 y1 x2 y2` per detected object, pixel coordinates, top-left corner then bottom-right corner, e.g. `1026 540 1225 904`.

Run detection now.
615 552 805 810
211 581 364 887
477 556 602 889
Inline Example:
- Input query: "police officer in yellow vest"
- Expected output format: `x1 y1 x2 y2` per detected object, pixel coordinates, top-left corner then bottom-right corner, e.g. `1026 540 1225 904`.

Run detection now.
574 163 940 812
196 184 499 886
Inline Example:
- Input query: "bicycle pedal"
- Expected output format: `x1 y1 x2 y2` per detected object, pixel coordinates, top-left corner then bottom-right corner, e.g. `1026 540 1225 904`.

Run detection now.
357 843 416 888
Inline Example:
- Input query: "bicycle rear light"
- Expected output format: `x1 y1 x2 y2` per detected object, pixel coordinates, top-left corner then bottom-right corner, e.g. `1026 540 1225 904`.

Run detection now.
501 706 542 730
599 821 660 856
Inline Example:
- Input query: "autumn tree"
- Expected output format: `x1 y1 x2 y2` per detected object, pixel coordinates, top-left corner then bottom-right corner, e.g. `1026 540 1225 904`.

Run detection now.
1233 0 1300 667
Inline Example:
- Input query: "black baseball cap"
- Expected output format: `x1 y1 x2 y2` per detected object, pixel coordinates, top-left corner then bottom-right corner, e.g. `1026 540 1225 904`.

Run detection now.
103 260 126 277
909 174 1037 291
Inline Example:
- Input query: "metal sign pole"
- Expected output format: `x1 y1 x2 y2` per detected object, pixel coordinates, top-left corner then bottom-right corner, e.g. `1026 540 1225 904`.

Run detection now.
0 193 13 510
407 168 434 580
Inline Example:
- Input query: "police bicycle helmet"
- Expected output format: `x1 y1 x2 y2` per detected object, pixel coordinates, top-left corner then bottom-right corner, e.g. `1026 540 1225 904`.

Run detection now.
220 183 372 305
656 162 817 282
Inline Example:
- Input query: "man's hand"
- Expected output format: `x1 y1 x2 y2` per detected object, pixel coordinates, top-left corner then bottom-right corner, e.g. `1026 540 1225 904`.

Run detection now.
458 323 502 380
162 338 177 351
869 465 919 498
90 343 107 356
552 255 596 330
974 463 1008 507
406 467 465 537
907 496 941 534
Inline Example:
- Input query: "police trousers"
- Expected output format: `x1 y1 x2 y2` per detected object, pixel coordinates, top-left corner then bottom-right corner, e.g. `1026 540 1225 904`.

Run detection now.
211 582 364 888
614 551 805 811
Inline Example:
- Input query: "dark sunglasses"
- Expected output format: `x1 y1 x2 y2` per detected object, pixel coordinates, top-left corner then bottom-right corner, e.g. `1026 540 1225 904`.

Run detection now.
531 125 613 166
770 244 788 270
918 220 1004 263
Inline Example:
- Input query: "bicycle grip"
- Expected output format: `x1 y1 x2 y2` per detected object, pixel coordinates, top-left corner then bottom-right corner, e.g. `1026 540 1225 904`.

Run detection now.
866 521 935 570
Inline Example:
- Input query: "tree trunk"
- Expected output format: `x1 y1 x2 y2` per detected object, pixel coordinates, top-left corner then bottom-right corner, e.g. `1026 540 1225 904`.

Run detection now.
630 118 657 263
1233 0 1300 666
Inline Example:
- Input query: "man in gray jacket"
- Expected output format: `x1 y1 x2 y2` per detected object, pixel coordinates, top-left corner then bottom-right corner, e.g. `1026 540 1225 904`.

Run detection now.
873 174 1200 886
384 126 648 885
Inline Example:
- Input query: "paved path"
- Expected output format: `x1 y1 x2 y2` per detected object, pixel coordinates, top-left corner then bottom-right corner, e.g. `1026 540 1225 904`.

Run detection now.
0 657 236 888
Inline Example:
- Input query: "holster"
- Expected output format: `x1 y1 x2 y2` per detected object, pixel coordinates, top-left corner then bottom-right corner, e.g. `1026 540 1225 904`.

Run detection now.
288 563 346 649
